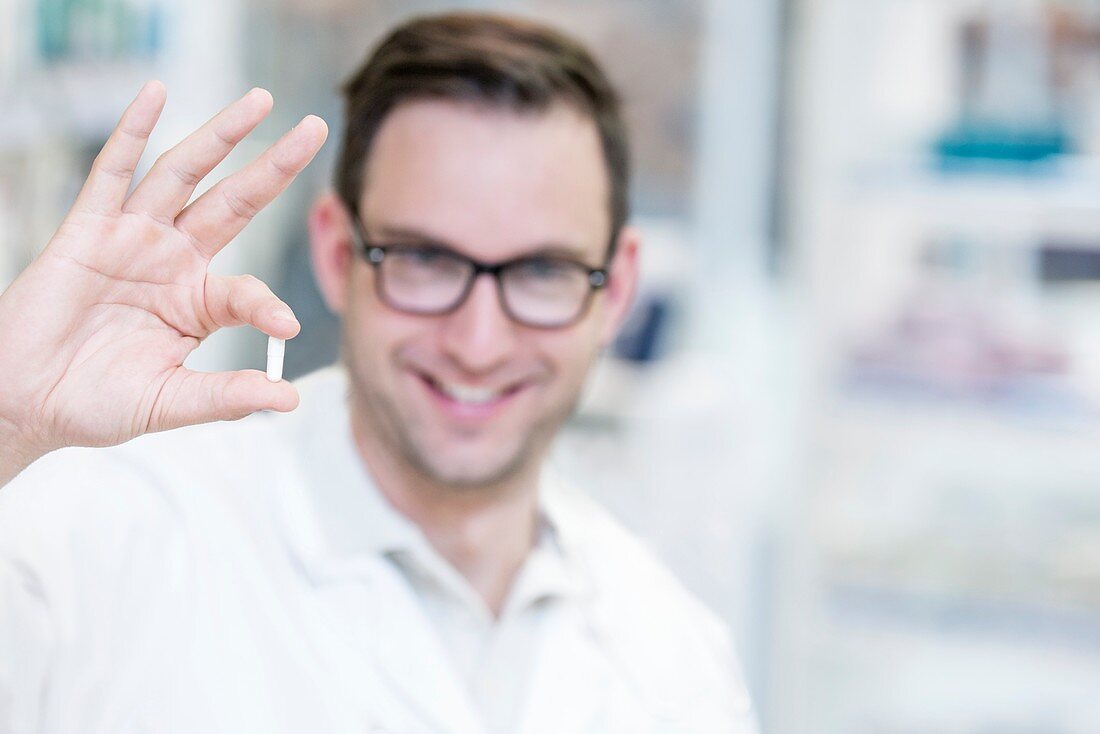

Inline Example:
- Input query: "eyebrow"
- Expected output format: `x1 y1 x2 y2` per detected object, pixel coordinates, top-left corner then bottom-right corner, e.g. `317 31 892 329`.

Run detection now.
370 223 596 263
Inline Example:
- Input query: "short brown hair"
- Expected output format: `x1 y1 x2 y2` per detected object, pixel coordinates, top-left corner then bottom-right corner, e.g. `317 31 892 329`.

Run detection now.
335 12 630 252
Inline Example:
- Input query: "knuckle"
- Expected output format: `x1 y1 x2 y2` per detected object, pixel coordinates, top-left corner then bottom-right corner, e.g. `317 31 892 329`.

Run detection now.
222 189 260 221
239 275 272 300
119 123 151 142
211 123 237 148
162 155 202 187
217 379 234 413
226 276 268 325
238 273 262 289
268 154 297 179
94 155 136 181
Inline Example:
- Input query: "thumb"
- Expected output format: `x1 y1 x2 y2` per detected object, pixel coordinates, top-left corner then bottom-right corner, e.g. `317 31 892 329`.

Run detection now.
149 368 299 433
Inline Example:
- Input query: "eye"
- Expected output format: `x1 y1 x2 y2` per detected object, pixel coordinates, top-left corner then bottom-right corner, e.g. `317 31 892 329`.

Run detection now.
511 258 577 281
403 247 448 265
390 246 467 274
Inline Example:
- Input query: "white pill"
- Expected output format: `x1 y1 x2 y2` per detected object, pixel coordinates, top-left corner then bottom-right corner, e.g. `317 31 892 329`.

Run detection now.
266 337 285 382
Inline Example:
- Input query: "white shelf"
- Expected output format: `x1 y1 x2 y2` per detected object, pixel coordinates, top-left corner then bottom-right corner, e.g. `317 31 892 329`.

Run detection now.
0 61 158 149
845 156 1100 224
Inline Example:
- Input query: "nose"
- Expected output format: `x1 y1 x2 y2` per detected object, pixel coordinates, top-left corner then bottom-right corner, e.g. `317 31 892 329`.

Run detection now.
439 273 518 373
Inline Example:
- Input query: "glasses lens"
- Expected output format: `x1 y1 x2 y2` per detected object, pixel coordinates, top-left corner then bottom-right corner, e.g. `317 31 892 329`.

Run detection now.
501 258 593 327
380 246 472 313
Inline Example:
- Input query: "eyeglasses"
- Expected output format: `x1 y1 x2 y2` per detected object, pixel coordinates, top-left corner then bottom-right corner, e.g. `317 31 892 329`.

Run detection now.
348 215 610 329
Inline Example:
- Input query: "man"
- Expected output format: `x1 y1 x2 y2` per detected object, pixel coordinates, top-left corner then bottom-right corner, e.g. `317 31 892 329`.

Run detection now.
0 12 756 733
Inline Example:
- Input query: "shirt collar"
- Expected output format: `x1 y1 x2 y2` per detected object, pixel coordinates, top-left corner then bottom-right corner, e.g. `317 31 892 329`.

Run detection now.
500 516 580 616
387 513 578 623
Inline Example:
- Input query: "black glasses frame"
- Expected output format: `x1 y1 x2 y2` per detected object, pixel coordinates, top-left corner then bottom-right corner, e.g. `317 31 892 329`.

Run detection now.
347 214 610 329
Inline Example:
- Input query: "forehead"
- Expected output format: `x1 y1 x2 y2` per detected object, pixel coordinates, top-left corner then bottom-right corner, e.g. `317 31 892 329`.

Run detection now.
360 99 611 260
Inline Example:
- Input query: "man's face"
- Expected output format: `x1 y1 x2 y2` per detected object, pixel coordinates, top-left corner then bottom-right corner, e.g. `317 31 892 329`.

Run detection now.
317 100 636 489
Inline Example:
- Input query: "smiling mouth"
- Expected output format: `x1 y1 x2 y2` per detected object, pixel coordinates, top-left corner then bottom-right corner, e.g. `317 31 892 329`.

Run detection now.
418 373 526 406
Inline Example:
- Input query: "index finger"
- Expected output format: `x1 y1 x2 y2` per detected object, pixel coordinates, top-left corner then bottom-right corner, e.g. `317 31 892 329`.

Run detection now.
73 81 167 215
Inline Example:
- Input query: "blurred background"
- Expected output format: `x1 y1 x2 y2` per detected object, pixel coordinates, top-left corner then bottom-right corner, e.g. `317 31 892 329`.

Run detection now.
3 0 1100 730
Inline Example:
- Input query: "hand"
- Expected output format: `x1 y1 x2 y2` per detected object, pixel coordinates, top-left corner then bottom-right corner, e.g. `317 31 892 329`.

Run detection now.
0 81 328 483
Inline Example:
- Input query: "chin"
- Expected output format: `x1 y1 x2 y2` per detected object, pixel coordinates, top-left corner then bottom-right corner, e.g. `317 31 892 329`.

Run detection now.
413 444 532 490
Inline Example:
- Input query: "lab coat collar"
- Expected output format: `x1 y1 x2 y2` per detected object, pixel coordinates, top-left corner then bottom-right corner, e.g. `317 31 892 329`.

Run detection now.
273 365 600 733
276 364 590 601
534 472 745 723
275 365 715 726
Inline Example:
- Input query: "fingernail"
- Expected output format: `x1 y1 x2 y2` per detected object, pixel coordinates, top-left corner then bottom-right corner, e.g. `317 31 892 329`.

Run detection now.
273 309 297 322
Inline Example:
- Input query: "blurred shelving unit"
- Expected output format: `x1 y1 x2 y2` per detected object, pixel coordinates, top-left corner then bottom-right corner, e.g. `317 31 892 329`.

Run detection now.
0 0 309 373
0 0 165 280
783 1 1100 732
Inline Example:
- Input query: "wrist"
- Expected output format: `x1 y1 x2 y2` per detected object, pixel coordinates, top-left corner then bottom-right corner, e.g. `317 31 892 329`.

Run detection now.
0 414 43 486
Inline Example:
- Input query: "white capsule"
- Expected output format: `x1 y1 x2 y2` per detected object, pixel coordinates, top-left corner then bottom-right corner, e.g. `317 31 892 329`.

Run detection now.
266 336 285 382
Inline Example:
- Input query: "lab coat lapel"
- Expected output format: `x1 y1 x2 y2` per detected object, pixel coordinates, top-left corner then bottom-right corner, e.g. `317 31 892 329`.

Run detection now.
361 559 484 734
516 602 609 734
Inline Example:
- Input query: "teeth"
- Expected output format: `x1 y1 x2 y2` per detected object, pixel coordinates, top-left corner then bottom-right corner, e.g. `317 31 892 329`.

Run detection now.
435 380 505 405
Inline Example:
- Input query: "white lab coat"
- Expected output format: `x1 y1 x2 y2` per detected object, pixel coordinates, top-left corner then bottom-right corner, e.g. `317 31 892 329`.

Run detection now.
0 366 757 734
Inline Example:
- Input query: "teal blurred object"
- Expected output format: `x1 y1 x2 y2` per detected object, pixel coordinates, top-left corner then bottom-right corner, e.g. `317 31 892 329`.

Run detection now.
35 0 161 62
936 123 1069 166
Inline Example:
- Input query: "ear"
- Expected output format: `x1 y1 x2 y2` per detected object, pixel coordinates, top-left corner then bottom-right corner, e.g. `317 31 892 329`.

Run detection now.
309 190 356 316
598 225 642 347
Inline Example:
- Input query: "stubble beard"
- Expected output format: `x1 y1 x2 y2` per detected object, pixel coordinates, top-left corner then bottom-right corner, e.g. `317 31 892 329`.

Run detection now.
345 359 583 493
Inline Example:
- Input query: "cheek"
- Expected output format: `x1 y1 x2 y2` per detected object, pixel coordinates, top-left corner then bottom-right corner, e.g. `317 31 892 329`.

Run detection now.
343 282 411 371
588 296 619 347
536 325 603 387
